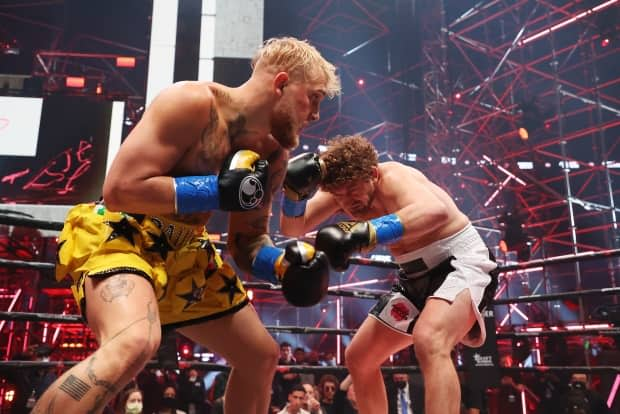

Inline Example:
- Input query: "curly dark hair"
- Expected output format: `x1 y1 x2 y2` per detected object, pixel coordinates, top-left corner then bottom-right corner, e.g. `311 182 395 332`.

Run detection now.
320 135 378 191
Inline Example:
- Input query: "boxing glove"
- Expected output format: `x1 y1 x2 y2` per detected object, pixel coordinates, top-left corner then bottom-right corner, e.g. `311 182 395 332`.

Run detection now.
174 150 268 213
252 241 329 307
282 152 325 217
315 214 404 271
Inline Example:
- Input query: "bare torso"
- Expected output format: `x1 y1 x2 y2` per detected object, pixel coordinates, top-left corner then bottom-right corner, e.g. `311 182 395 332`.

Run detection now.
158 82 285 226
349 162 470 256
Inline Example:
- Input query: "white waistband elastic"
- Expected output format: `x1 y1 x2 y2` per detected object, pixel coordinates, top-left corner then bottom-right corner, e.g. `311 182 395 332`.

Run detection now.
395 224 486 272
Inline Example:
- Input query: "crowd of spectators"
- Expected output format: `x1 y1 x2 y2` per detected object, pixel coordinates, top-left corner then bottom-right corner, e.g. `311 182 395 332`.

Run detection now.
4 340 618 413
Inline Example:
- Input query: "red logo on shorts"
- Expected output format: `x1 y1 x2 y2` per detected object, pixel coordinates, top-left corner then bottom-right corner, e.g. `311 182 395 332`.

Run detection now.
390 302 409 321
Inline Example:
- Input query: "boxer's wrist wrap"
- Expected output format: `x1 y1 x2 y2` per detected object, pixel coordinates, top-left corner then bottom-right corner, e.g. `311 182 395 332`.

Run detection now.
282 195 307 217
174 175 219 214
252 245 285 284
370 213 404 245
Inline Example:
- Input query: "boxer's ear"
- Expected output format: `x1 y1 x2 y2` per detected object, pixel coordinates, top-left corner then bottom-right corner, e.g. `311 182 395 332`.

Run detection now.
274 72 289 96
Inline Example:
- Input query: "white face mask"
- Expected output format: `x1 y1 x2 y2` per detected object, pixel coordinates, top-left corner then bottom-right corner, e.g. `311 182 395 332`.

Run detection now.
126 401 142 414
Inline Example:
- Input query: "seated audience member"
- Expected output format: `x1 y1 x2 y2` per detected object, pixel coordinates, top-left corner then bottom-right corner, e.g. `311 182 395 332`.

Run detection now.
302 382 325 414
157 385 187 414
178 368 206 414
386 372 424 414
556 373 611 414
318 374 348 414
273 342 302 408
115 387 143 414
278 384 311 414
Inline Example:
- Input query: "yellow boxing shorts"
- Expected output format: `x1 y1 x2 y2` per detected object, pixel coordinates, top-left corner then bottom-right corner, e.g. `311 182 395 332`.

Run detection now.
55 203 248 328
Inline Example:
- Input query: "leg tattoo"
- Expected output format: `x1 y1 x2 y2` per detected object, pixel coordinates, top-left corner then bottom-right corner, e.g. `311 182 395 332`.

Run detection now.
58 375 91 401
99 276 135 303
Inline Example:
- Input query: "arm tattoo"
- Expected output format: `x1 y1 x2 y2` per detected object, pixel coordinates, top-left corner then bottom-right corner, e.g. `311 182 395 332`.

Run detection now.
58 374 90 401
100 276 135 303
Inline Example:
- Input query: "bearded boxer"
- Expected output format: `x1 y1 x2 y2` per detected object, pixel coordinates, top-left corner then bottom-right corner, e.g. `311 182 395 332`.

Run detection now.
280 135 498 414
38 37 340 414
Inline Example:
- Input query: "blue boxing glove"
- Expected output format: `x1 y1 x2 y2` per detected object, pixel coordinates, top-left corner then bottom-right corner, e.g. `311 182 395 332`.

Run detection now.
315 213 404 271
252 241 329 307
174 150 268 213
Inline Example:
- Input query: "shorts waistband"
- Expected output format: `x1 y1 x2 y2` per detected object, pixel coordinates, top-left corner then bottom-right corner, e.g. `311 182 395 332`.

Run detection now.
99 201 202 250
395 224 484 276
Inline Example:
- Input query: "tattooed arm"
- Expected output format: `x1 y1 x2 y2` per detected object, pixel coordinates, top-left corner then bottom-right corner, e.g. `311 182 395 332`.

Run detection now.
227 148 287 273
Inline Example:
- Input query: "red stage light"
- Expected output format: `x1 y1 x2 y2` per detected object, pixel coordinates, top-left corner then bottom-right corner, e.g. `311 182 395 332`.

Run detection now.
181 345 190 356
357 78 365 87
65 76 85 88
601 37 610 47
116 56 136 68
95 83 103 95
454 92 462 100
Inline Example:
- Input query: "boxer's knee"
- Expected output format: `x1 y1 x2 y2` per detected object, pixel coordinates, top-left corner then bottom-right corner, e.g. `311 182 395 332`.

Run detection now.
253 338 279 375
101 321 161 374
232 336 278 376
345 342 372 375
412 323 450 366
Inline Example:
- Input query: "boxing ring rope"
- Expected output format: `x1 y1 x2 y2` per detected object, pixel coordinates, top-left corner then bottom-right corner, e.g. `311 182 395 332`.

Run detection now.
4 311 620 340
3 254 619 305
1 360 618 374
2 212 620 384
2 211 620 274
0 213 63 232
1 255 619 305
0 311 358 335
0 257 55 270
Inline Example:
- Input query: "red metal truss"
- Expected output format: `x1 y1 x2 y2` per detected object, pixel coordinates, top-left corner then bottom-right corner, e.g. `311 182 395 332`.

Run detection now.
294 0 620 334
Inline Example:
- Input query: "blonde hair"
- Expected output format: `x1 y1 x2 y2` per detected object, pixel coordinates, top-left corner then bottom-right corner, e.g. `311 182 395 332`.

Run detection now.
252 36 341 98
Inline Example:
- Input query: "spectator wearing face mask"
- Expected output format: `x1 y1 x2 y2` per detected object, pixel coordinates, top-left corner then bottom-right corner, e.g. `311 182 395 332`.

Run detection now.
116 387 144 414
157 385 187 414
386 372 424 414
556 373 611 414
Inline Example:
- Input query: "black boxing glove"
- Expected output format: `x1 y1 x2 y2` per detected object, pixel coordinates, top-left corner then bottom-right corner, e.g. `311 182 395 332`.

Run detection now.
252 241 329 307
282 152 325 217
315 214 404 271
174 150 268 213
218 150 269 211
315 221 375 272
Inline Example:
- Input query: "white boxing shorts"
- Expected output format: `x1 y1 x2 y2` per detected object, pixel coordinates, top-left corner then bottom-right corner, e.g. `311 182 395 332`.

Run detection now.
369 223 498 347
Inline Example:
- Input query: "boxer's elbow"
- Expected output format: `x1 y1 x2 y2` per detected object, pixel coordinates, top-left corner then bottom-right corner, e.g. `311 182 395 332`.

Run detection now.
228 234 267 274
227 240 248 272
102 178 125 211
